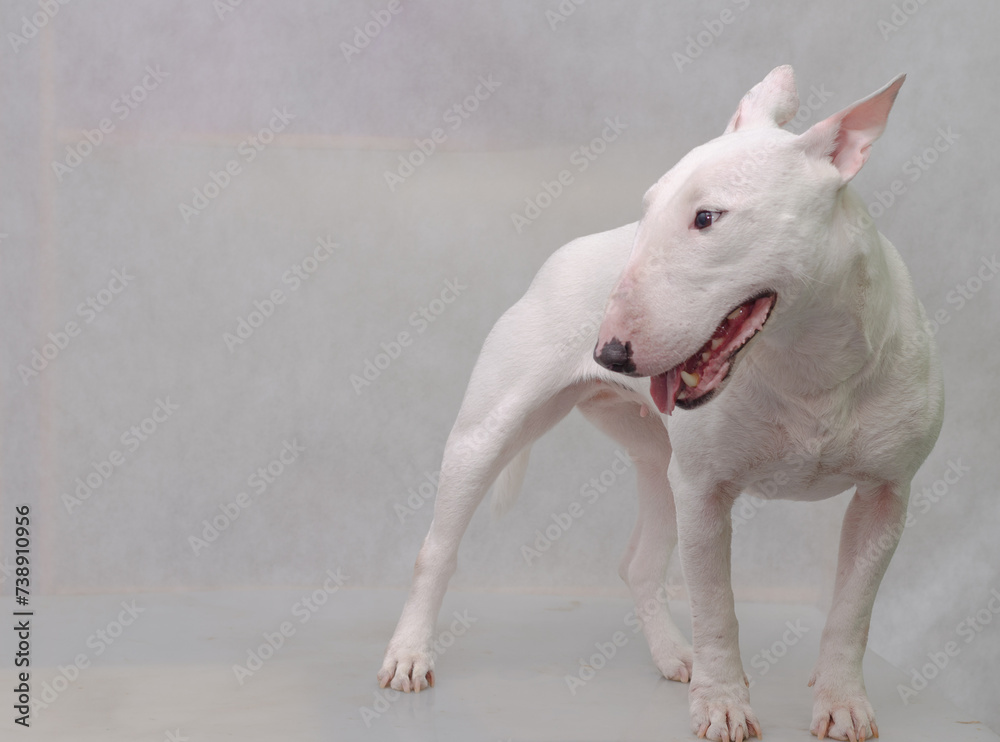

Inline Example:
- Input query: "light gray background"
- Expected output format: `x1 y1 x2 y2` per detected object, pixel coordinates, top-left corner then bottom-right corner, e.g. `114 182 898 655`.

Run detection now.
1 0 997 732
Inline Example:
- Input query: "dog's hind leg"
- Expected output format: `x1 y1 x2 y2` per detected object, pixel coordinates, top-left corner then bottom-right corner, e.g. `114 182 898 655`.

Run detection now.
378 347 585 692
577 390 693 682
379 223 638 692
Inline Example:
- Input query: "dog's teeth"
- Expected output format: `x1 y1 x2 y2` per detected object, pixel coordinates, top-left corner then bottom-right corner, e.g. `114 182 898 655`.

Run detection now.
727 308 743 321
711 337 724 350
702 351 711 362
680 370 700 387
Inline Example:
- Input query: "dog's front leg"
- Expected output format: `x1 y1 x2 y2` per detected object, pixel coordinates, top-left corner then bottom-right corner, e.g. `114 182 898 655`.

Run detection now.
809 482 908 741
675 477 761 742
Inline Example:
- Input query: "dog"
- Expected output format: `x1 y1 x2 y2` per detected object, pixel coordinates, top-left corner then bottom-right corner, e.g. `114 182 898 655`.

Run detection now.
378 66 943 742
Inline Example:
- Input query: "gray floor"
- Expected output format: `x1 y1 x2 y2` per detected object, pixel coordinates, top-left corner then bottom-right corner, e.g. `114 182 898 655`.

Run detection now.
3 588 994 741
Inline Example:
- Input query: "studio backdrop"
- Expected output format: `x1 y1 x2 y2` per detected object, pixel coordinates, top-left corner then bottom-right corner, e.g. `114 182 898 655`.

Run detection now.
1 0 998 732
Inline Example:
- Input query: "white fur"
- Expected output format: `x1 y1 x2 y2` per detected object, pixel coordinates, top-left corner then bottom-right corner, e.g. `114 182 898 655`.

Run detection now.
378 66 943 742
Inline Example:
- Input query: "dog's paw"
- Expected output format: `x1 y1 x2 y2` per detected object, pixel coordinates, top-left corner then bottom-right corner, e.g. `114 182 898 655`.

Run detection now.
377 646 435 693
809 680 877 741
689 681 762 741
650 637 694 683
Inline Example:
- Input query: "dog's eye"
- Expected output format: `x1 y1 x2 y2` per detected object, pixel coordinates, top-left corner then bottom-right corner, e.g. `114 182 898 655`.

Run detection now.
694 210 722 230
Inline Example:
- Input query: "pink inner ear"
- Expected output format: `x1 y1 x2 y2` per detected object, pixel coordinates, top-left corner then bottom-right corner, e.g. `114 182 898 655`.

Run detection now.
830 126 873 180
806 74 905 182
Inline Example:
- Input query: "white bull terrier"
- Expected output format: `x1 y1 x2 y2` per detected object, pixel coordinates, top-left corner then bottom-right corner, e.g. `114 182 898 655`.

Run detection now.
379 66 943 742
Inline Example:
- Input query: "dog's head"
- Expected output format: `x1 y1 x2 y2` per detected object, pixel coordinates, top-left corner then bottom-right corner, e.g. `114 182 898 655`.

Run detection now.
594 65 904 414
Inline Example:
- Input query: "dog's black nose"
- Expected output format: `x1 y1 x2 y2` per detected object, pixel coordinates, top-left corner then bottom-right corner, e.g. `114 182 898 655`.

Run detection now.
594 337 636 374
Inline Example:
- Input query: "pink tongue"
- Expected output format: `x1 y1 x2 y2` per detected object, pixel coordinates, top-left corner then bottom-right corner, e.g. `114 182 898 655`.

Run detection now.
650 369 680 415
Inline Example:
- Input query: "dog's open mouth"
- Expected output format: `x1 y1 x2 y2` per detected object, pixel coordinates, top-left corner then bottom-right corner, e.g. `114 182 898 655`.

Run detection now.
650 292 776 415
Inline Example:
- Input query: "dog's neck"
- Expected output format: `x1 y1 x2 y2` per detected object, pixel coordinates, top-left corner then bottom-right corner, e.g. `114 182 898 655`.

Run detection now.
749 188 901 397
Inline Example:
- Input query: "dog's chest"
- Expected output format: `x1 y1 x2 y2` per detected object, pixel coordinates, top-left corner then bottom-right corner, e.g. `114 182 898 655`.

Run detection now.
735 398 864 502
742 433 857 501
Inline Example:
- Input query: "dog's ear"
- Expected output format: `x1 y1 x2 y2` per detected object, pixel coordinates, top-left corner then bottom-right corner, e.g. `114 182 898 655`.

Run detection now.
724 65 799 134
799 74 906 183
